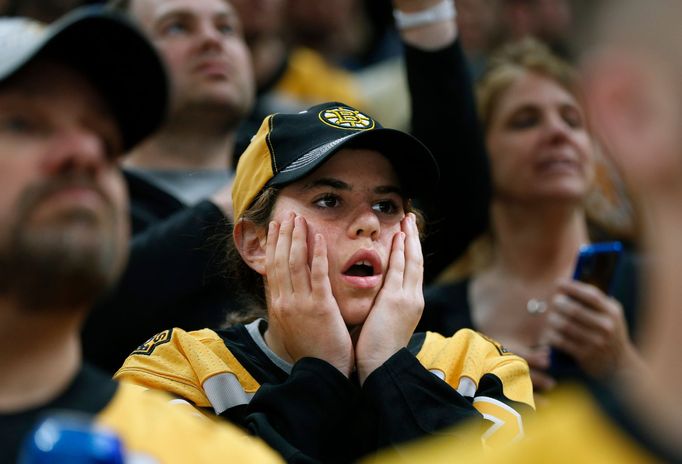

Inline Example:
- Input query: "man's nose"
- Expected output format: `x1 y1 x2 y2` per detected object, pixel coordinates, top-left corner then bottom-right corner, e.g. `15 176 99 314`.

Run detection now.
197 22 225 51
42 127 108 176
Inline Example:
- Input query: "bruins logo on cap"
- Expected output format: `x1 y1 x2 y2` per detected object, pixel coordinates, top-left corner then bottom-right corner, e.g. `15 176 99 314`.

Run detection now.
319 107 375 130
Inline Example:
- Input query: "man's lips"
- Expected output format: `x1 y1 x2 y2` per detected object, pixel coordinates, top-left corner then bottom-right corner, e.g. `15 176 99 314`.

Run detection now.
37 186 108 215
193 60 230 77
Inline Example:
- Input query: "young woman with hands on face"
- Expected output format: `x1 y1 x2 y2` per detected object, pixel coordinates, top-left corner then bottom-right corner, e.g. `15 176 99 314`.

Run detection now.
263 151 423 384
115 102 534 463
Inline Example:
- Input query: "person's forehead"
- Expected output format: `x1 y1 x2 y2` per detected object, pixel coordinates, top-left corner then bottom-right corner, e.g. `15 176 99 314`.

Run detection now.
2 60 100 100
293 148 402 189
497 72 578 111
135 0 236 20
229 0 284 17
0 60 117 128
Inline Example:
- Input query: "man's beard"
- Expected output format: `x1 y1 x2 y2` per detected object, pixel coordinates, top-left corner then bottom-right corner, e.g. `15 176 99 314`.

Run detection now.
0 176 126 313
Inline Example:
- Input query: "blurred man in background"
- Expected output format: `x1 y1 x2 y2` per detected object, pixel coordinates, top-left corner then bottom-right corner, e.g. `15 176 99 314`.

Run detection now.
0 8 280 463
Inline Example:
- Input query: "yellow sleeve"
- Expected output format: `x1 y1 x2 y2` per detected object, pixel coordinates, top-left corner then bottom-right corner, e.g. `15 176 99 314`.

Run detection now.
98 382 283 463
114 328 259 410
416 329 535 447
416 329 534 407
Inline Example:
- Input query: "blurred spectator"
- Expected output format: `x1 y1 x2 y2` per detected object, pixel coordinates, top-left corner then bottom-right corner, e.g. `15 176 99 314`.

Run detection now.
230 0 369 156
499 0 575 59
284 0 361 64
456 0 501 77
0 8 280 464
280 0 412 130
340 0 405 71
283 0 403 72
401 10 642 400
83 0 255 373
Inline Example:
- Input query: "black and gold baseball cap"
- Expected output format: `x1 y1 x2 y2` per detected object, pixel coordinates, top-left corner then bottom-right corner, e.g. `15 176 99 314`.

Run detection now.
232 102 439 220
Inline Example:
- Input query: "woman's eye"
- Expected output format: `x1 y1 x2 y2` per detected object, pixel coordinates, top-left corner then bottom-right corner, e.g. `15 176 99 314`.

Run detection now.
216 22 235 35
314 195 340 208
508 111 539 129
372 200 399 215
163 21 189 36
562 107 584 129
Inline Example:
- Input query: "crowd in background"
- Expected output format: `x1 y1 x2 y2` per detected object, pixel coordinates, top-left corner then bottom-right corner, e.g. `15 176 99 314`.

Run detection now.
0 0 680 462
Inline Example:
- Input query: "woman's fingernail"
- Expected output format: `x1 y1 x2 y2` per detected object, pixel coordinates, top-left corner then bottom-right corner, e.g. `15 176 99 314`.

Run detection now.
554 294 570 307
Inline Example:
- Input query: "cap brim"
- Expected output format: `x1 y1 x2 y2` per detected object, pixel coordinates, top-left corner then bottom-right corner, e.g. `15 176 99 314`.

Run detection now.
268 128 439 198
0 7 168 151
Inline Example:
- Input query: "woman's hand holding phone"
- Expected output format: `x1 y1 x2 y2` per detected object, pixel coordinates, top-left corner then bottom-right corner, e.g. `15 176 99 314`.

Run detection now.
545 279 636 378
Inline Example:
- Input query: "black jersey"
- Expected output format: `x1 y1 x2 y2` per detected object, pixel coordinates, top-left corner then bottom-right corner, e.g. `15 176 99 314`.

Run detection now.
116 320 534 462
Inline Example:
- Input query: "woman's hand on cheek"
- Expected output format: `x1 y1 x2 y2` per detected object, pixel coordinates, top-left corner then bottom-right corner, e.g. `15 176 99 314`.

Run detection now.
355 213 425 384
266 213 354 377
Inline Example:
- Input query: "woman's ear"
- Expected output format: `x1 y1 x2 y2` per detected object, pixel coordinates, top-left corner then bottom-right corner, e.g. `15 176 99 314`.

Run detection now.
233 219 268 276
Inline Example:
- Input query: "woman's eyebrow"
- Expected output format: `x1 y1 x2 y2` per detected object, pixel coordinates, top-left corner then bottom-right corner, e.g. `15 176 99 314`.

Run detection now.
302 178 351 191
375 185 403 196
301 178 403 196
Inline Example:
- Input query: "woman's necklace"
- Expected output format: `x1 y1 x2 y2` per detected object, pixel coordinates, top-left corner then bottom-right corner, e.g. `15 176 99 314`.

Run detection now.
526 298 548 315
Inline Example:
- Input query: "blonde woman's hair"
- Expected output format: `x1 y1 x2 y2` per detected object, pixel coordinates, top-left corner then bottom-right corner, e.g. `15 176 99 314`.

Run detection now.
476 38 580 132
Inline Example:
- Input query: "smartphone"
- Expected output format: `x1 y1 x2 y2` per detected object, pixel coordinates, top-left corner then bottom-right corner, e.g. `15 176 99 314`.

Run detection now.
549 241 624 377
572 241 623 294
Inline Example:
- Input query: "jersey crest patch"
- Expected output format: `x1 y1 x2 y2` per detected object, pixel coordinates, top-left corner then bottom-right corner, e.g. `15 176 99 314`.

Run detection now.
132 329 173 356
